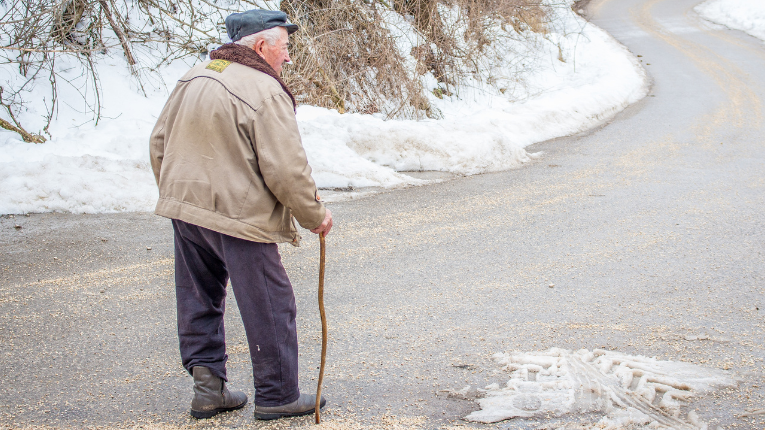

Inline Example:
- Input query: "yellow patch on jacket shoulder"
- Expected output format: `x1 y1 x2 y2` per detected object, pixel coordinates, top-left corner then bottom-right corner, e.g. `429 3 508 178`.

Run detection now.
206 59 232 73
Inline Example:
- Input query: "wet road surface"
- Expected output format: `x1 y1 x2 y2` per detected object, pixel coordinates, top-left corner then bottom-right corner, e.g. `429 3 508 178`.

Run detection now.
1 0 764 428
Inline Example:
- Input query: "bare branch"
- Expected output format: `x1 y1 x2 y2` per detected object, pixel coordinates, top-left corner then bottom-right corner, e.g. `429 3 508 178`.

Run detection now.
0 45 119 53
98 0 136 65
0 117 46 142
0 86 46 142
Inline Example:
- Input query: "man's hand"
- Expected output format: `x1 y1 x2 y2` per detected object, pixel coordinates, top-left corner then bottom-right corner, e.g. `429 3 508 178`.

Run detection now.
310 209 333 236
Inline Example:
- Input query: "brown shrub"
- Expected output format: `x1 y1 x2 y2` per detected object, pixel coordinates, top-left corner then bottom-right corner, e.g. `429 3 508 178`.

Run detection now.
280 0 550 118
280 0 434 118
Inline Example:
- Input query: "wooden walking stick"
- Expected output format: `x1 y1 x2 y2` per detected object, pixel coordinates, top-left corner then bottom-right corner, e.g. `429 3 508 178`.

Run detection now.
315 232 327 424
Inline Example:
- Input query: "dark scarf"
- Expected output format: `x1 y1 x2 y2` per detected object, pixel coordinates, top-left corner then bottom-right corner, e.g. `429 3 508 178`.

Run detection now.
210 43 296 110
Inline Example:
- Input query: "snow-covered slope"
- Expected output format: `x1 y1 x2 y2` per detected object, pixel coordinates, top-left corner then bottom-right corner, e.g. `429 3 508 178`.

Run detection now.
0 1 647 214
696 0 765 43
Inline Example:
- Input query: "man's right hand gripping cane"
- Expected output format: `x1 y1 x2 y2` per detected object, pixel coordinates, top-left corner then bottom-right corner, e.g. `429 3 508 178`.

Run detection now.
311 209 333 236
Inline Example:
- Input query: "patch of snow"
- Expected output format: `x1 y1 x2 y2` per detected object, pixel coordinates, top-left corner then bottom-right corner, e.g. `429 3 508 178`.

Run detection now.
0 57 194 214
465 348 736 429
696 0 765 43
0 0 647 214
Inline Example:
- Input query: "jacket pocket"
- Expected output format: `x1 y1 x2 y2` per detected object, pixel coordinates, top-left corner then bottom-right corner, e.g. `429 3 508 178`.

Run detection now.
236 181 254 220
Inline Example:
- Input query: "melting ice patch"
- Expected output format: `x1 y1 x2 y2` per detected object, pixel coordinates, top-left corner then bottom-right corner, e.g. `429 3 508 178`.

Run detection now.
465 348 736 429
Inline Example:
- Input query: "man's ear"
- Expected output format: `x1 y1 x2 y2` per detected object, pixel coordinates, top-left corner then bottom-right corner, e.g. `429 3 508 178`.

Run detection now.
253 38 266 56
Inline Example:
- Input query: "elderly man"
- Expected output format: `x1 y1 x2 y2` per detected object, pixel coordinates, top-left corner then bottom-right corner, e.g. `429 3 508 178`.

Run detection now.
150 9 332 421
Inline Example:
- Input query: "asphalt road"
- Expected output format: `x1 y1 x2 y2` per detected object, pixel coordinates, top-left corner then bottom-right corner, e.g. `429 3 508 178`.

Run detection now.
1 0 764 428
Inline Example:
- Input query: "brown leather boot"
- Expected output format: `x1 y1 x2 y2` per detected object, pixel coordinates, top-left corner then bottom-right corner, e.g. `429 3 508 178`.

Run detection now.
253 393 326 420
190 366 248 419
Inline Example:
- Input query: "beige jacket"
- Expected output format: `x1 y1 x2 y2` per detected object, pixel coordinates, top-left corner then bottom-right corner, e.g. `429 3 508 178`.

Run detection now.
150 59 325 245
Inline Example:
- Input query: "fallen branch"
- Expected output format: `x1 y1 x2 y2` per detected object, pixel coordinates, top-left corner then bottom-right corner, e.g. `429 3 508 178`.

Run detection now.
0 117 46 143
0 86 47 143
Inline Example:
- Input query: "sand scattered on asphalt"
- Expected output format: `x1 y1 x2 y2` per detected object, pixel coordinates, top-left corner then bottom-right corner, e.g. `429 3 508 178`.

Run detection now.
0 414 489 430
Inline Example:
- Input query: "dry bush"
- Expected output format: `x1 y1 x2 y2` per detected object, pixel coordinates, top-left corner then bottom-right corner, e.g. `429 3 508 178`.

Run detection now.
280 0 434 119
0 0 228 141
280 0 552 118
0 0 557 142
403 0 551 101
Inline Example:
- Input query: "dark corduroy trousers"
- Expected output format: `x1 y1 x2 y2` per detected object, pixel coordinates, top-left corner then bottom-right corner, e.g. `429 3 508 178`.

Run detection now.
172 219 300 407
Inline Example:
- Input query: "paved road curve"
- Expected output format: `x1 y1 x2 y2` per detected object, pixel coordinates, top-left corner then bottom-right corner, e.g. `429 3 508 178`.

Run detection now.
1 0 763 428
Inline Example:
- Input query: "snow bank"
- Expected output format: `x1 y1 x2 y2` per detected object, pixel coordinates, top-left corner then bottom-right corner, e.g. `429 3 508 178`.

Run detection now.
0 1 647 214
301 15 647 190
696 0 765 43
0 56 193 214
465 348 736 429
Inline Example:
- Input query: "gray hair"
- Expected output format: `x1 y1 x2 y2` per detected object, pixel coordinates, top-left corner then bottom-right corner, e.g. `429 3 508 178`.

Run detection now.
234 27 284 49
